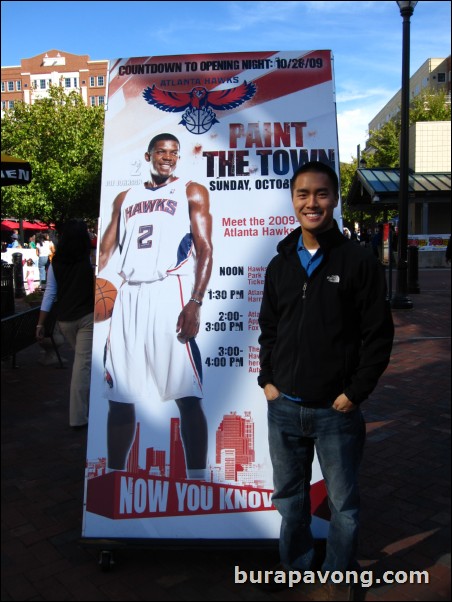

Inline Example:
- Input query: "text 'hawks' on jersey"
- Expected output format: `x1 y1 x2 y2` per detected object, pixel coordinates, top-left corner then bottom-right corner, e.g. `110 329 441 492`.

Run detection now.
117 178 194 283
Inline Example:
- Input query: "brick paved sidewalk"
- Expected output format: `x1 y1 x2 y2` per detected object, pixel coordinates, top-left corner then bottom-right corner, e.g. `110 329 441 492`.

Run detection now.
2 269 450 601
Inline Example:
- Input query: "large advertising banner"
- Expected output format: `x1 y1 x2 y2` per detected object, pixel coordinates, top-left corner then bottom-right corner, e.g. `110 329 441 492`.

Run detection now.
83 51 340 540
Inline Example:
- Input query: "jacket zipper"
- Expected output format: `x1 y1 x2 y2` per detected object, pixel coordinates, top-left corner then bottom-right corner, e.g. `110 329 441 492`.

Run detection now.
290 279 308 394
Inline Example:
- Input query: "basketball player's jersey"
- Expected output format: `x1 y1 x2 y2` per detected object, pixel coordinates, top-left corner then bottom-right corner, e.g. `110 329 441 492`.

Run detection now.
116 178 193 282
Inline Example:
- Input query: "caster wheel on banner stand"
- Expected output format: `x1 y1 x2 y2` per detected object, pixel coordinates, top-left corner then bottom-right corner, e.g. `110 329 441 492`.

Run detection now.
99 549 115 572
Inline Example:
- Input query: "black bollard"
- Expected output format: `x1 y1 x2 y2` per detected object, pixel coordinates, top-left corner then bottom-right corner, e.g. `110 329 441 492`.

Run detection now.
407 245 420 294
12 252 26 299
1 262 15 316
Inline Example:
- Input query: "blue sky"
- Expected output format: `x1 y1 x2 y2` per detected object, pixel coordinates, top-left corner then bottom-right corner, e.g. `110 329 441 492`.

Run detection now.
1 0 450 162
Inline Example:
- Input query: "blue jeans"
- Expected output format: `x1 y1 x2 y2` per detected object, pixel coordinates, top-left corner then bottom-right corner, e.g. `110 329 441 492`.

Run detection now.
267 395 366 571
38 255 49 283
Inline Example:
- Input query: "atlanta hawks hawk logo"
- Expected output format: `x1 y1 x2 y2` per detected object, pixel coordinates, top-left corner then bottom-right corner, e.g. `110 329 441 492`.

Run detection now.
143 81 257 134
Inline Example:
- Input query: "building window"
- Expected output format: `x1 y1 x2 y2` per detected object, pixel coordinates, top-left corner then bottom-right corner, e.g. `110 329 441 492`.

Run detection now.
1 82 5 92
64 78 71 88
40 79 46 89
97 76 104 87
8 100 14 109
90 96 96 106
437 72 446 83
8 81 14 91
90 76 95 87
73 77 78 88
98 95 105 106
16 80 21 91
2 101 6 110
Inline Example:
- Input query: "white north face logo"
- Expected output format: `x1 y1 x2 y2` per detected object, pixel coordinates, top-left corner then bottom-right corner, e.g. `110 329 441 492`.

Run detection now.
327 275 340 283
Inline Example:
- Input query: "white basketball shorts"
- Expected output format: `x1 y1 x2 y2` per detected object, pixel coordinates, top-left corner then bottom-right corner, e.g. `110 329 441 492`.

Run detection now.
104 275 203 404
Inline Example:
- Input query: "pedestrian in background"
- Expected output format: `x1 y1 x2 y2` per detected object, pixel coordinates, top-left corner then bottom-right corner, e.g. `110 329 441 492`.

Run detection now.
8 232 21 248
36 219 94 429
36 233 53 288
25 258 36 294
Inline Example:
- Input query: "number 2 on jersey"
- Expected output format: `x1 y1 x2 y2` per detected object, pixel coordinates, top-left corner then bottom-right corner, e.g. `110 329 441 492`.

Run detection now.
137 225 153 249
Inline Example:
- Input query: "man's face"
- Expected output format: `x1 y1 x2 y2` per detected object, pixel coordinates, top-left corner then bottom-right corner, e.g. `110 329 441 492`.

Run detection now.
292 171 338 236
145 139 179 180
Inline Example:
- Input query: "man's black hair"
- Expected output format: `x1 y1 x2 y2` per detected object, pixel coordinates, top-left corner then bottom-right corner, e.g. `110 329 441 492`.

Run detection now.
290 161 339 197
147 133 180 153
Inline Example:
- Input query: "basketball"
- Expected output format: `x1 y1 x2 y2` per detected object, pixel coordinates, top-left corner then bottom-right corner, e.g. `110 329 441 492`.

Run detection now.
94 278 117 322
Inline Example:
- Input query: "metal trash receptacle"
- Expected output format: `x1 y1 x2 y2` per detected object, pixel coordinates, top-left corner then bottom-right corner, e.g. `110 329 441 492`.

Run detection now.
1 262 15 317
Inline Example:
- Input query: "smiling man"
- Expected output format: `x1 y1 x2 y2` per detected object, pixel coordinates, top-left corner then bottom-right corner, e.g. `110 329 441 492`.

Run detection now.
258 161 394 598
99 133 213 481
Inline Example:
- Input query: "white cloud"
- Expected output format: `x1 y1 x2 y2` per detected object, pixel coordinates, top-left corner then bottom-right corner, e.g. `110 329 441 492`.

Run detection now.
336 86 396 104
337 107 377 163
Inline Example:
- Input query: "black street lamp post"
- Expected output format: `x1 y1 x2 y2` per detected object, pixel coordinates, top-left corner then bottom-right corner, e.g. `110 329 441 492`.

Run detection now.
391 0 417 310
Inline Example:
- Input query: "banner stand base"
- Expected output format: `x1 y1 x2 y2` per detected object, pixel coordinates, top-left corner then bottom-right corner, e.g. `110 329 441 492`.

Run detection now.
79 537 327 572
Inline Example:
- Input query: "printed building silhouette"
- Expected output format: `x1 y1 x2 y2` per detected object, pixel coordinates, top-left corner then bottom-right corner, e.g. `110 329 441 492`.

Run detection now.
169 417 187 479
216 411 255 480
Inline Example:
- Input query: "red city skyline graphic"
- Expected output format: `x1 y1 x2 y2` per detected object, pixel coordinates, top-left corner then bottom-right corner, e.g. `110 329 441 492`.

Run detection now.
87 410 266 487
85 410 329 521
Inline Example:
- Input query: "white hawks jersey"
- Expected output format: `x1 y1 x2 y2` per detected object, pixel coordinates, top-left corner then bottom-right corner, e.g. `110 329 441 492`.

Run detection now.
116 178 194 282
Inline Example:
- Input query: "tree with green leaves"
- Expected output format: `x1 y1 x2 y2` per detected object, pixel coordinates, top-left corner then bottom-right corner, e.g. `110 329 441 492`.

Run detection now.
409 87 451 123
340 159 361 226
1 85 105 226
339 160 394 234
363 119 401 169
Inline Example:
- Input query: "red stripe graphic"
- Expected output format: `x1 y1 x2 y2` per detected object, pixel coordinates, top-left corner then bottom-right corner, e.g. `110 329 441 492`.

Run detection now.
108 51 332 115
86 472 329 520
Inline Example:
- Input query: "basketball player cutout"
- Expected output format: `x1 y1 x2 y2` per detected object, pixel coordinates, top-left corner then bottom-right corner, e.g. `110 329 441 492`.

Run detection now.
98 133 213 480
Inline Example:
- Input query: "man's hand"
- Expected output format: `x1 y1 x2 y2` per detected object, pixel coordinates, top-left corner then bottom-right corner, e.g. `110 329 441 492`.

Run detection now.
35 324 45 341
176 301 201 343
264 383 281 401
332 393 356 413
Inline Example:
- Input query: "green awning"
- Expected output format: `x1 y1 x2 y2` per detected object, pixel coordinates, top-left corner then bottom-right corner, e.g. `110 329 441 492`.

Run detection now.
347 168 451 208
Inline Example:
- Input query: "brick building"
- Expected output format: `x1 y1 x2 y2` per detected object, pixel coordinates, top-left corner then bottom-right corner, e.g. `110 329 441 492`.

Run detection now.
1 49 108 112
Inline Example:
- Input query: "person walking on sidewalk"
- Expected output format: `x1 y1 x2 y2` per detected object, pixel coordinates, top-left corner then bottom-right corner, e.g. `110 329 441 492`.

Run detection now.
36 219 94 428
258 161 394 598
25 258 36 294
36 233 54 289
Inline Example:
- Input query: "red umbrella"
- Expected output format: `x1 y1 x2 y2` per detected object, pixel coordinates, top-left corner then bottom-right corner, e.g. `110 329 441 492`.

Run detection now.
1 219 54 231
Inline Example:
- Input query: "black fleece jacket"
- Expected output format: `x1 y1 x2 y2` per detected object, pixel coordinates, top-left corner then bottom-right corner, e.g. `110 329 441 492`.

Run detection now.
258 223 394 405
